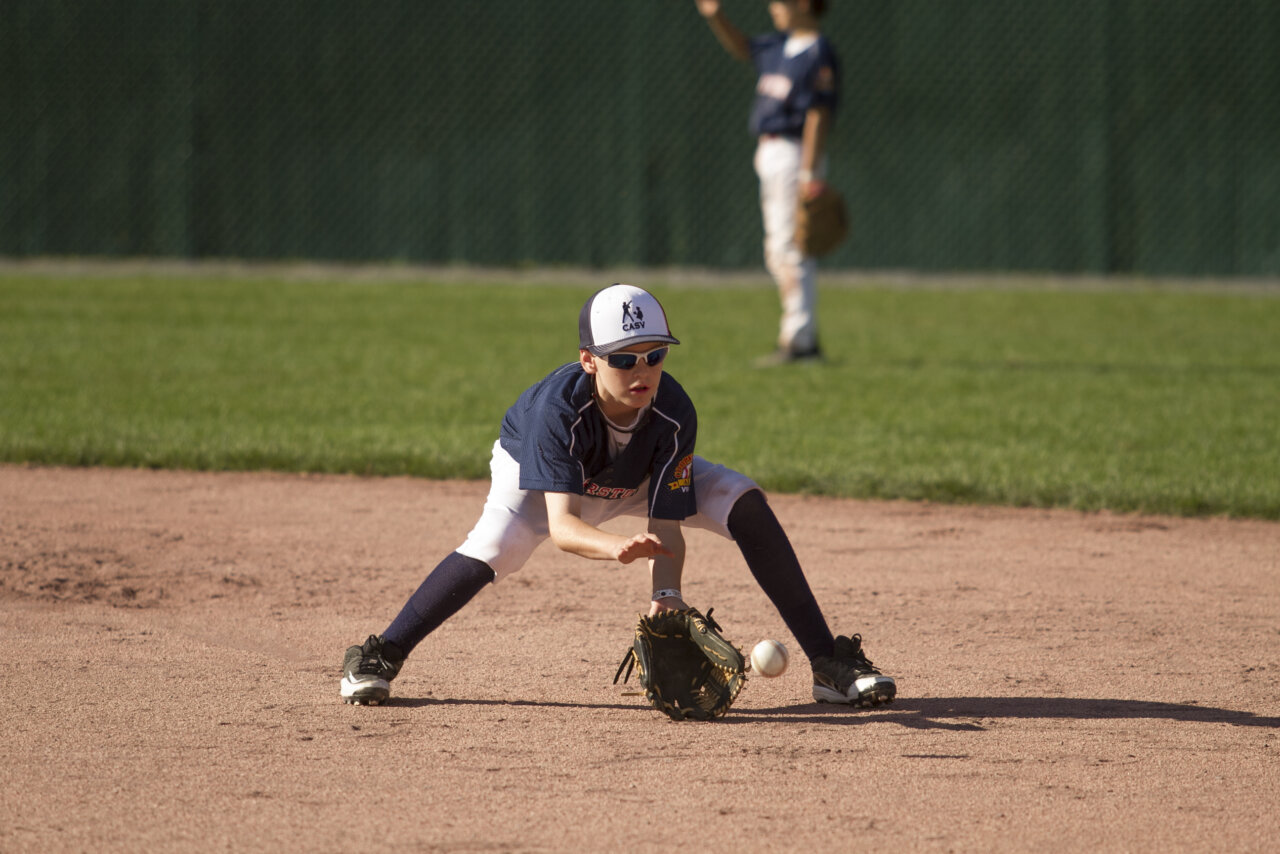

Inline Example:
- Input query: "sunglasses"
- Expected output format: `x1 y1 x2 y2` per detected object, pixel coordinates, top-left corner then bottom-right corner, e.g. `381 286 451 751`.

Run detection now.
605 346 669 370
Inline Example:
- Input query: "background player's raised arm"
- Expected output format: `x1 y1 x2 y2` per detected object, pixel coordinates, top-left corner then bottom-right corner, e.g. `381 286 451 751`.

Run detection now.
694 0 750 61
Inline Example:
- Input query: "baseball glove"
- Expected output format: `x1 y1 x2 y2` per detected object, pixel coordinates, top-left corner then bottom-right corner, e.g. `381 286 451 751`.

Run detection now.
795 184 849 257
614 607 746 721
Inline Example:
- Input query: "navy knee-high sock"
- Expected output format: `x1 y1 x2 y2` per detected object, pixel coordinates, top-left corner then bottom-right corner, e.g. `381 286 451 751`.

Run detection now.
727 489 835 661
383 552 495 657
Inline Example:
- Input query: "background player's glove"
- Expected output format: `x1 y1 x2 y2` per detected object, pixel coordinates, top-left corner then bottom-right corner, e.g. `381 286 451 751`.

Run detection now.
795 184 850 257
614 607 746 721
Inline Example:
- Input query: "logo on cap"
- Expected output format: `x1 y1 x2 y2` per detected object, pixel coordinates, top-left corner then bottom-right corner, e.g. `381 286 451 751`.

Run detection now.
622 301 645 332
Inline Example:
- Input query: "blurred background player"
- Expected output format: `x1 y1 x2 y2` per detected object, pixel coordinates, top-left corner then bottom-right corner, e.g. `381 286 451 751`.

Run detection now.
340 283 895 710
694 0 840 365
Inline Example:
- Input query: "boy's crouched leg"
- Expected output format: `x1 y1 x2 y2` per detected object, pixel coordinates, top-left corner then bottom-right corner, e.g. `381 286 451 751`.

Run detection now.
340 552 495 705
727 489 897 706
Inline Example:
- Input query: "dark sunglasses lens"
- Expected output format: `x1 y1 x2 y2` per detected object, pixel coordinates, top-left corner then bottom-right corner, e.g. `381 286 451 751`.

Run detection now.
606 347 668 369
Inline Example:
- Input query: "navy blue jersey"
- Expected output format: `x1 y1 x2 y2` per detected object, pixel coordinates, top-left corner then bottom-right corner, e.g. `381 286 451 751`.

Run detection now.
747 32 840 138
498 363 698 520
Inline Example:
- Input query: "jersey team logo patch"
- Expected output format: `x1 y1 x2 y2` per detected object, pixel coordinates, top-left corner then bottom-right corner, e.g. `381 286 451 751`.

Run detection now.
666 454 693 493
815 65 835 92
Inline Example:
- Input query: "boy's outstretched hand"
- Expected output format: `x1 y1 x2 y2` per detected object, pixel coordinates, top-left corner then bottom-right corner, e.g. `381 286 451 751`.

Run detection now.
615 532 674 565
694 0 722 17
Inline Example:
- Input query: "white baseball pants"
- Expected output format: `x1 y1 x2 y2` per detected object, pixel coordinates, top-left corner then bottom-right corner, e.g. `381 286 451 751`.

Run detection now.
754 135 823 353
456 440 758 580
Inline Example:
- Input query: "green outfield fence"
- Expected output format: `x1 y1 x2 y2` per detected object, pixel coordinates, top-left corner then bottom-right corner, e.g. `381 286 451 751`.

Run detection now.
4 1 1279 275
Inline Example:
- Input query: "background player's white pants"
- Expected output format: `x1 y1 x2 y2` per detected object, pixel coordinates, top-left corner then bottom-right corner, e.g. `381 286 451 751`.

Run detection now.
755 136 822 353
457 441 759 580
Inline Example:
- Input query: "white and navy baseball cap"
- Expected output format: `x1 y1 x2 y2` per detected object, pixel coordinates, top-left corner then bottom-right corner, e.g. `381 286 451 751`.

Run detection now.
578 283 681 356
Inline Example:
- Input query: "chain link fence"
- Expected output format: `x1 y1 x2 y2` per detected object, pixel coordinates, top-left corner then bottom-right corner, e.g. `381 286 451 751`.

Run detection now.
4 1 1278 275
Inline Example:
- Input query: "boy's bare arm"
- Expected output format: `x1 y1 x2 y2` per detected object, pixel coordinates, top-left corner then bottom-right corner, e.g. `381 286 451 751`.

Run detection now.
694 0 751 61
544 491 674 564
647 518 687 613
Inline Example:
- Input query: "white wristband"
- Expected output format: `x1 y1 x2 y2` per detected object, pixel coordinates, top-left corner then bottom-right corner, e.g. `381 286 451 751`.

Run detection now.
652 588 681 601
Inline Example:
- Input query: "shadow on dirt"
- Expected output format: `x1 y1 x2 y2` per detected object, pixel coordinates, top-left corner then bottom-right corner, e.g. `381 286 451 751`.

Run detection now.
389 696 643 712
733 697 1280 729
383 695 1278 729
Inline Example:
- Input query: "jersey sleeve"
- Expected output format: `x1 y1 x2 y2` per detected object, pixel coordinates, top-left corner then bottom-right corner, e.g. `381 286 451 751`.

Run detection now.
798 39 840 114
519 427 586 494
500 366 592 494
645 387 698 521
748 32 782 72
747 32 768 67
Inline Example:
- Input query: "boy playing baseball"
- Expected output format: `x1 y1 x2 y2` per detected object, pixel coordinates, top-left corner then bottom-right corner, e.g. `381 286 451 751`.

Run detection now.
694 0 839 365
340 284 895 710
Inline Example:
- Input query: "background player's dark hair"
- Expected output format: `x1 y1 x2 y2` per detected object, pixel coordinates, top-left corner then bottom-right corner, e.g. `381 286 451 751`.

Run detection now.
812 0 827 17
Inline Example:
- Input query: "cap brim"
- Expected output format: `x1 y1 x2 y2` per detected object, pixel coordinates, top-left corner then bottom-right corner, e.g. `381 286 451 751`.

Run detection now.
587 334 681 356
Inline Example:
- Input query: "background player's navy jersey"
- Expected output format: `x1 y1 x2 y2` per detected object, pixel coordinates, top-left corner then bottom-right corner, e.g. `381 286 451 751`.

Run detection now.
747 32 840 138
499 363 698 520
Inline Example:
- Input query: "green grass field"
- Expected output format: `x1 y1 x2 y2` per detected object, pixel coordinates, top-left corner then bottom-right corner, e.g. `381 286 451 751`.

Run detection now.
3 269 1278 518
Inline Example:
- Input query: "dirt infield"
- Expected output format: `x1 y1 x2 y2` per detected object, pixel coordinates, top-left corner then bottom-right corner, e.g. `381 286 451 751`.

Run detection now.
2 465 1277 853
